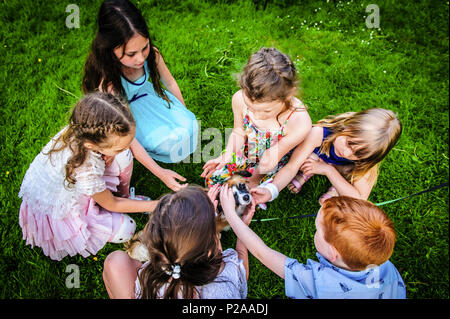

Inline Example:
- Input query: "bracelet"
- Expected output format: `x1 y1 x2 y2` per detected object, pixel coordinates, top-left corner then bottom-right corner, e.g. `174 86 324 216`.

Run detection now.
260 182 279 202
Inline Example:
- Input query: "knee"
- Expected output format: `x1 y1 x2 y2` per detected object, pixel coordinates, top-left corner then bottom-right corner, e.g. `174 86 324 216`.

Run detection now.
103 250 130 281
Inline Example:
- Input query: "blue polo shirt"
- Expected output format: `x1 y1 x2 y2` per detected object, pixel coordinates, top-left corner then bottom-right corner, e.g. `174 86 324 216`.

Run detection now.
284 253 406 299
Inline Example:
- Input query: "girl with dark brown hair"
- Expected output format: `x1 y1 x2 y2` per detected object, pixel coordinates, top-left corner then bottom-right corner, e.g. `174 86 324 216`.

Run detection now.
103 185 251 299
83 0 196 190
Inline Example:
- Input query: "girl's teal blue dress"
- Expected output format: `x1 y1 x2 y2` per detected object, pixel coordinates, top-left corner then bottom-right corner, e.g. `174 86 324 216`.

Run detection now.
121 61 198 163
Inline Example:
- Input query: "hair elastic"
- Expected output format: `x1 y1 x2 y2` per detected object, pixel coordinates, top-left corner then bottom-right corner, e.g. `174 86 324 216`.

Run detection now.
164 264 181 279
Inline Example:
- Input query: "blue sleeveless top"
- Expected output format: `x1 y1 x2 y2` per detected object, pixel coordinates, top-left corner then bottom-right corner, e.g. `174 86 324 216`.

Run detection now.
121 61 198 163
313 127 354 166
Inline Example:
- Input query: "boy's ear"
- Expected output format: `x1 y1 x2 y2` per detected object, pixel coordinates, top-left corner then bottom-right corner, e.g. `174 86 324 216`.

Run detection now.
328 244 340 263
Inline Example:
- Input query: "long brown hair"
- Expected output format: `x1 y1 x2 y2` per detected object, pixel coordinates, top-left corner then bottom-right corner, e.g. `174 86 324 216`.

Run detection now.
239 47 301 111
137 186 223 299
46 92 135 187
82 0 171 106
316 108 402 184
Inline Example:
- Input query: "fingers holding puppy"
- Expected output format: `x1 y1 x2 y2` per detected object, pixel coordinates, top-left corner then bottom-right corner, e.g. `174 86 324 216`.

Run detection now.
219 184 237 217
241 199 256 226
207 184 220 212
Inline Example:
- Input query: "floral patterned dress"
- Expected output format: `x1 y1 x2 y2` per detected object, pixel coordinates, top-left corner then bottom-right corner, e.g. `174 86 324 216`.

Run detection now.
206 107 296 187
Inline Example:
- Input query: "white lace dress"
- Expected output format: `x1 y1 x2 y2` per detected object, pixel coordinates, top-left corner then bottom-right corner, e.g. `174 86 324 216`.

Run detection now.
18 127 134 261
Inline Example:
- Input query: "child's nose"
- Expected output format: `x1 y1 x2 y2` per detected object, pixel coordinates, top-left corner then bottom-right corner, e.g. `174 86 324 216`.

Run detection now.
137 52 146 64
343 148 352 158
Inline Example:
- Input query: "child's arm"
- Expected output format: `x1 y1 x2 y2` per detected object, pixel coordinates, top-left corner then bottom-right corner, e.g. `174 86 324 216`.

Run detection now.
97 77 187 192
220 185 287 279
255 108 312 175
129 138 187 192
251 127 323 204
301 159 374 200
201 91 246 178
235 238 249 281
91 188 158 213
234 200 256 281
154 48 186 106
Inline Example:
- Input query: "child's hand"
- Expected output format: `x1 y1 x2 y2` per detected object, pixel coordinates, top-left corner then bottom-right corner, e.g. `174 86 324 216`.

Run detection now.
102 155 115 167
159 169 188 191
219 184 237 217
201 153 233 179
241 199 256 226
250 187 272 204
207 184 220 212
300 157 330 176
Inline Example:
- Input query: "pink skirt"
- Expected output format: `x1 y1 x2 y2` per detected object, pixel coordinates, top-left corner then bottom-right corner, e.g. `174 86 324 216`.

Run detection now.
19 157 134 261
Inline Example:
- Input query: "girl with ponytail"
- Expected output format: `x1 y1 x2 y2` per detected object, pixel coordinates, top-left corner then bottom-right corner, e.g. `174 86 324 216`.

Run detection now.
103 185 250 299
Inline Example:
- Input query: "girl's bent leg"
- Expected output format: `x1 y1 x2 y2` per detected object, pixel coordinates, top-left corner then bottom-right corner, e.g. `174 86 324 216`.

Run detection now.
103 250 142 299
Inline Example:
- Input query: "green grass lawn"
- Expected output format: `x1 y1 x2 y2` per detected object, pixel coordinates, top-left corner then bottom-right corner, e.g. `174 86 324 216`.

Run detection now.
0 0 448 299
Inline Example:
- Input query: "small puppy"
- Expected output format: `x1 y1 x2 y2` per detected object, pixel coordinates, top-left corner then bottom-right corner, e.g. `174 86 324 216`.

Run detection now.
125 171 253 262
123 226 149 262
215 170 253 232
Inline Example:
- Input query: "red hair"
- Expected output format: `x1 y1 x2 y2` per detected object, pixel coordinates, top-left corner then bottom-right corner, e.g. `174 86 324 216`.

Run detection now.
321 196 396 270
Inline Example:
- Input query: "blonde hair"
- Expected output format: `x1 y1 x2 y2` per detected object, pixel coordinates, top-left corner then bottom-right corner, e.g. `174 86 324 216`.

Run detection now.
239 47 300 110
315 108 402 184
321 196 396 271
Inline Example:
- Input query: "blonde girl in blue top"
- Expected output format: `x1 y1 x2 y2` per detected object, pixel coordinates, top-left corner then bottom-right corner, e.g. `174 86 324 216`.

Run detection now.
83 0 196 190
252 108 402 205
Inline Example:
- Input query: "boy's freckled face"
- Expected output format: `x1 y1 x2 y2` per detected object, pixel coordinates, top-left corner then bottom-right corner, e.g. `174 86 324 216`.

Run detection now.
114 34 150 69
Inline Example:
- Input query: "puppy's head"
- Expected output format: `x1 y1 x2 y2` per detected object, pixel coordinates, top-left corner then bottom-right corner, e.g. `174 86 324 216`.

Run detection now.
225 171 252 207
